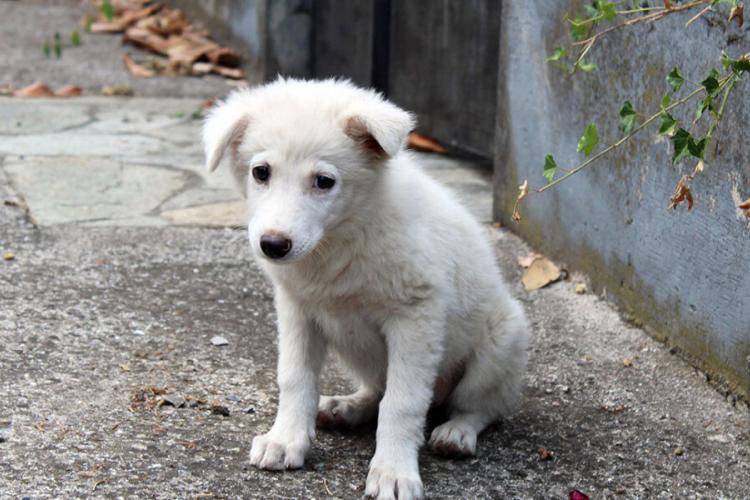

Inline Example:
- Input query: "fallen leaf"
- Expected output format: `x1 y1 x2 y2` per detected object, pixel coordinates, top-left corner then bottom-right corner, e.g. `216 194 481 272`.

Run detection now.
13 82 55 97
575 283 587 294
407 132 447 153
522 256 561 290
569 490 590 500
122 52 155 77
164 32 219 64
517 252 541 268
119 363 130 372
123 26 170 54
664 0 673 9
623 358 634 367
729 4 744 27
54 85 82 97
101 85 133 96
207 47 242 67
91 3 161 33
668 175 693 210
210 404 230 416
512 180 530 221
537 447 554 460
738 197 750 218
210 65 243 79
200 96 218 109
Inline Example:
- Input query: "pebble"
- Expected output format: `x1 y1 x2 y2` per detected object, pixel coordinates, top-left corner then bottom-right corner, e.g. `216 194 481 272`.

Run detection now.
211 335 229 346
707 434 730 444
132 329 145 336
674 447 684 456
2 252 14 261
161 394 186 408
242 407 255 414
225 394 241 402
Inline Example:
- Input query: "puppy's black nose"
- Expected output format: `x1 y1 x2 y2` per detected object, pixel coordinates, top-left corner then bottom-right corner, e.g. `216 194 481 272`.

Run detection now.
260 233 292 259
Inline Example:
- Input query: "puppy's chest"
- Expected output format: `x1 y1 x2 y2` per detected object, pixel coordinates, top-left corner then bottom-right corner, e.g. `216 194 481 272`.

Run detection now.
312 308 385 356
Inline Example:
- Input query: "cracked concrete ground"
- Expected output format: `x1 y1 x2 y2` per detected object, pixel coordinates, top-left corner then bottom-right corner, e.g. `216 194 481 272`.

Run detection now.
1 1 749 497
1 96 749 499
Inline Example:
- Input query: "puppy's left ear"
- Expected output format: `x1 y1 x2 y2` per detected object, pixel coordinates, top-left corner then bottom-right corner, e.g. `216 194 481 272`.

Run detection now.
344 100 415 159
202 98 250 173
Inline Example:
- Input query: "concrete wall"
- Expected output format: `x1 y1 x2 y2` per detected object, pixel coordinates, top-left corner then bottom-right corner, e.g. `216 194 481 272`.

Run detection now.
388 0 501 156
169 0 500 157
494 2 750 398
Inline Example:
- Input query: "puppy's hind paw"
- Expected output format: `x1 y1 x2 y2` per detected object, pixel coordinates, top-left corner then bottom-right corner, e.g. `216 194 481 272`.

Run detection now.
428 420 477 458
316 393 378 429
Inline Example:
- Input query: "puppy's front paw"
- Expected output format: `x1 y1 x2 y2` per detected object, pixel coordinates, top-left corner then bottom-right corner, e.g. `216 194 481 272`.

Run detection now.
249 431 310 470
365 454 423 500
428 419 477 457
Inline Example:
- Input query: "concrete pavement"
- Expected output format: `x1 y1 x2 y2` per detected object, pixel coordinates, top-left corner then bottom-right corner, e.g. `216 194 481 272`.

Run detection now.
0 95 749 499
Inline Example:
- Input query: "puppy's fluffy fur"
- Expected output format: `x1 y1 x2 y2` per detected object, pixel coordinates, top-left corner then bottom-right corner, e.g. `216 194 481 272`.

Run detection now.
203 78 529 500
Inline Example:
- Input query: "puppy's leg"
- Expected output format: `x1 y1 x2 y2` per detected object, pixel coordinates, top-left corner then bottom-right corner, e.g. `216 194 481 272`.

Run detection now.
429 296 529 458
365 307 444 500
250 289 326 470
317 386 381 429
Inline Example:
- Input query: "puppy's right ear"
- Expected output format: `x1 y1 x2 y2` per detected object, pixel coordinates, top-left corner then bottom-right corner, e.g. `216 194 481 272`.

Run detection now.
202 99 250 173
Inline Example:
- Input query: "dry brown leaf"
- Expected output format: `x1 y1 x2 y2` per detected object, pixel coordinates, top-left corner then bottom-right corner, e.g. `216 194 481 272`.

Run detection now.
537 447 554 461
122 52 156 77
406 132 447 153
575 283 587 294
142 7 190 36
512 180 529 221
729 4 744 27
517 252 541 268
123 26 170 54
668 175 693 211
101 85 133 96
165 32 219 63
522 256 561 290
623 358 634 368
200 96 218 109
13 82 55 97
210 65 244 79
738 197 750 218
54 85 82 97
91 3 161 33
664 0 673 9
207 47 242 67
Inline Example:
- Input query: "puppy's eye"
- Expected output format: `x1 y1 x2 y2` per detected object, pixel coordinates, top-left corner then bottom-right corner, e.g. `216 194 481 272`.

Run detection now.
252 164 270 183
314 175 336 190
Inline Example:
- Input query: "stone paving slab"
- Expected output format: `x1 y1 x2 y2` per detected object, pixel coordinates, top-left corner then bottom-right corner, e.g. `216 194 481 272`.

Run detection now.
0 0 236 98
0 96 749 499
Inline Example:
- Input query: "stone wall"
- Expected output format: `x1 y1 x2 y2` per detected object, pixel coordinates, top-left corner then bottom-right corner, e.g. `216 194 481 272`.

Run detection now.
493 1 750 398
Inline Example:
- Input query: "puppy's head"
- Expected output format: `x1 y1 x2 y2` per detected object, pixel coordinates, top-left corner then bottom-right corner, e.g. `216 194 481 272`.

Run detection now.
202 78 414 263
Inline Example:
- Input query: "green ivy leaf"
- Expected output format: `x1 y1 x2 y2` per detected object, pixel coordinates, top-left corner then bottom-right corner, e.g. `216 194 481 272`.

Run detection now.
71 30 81 47
576 60 597 72
695 95 714 120
619 100 636 133
543 154 558 183
568 17 589 41
599 1 617 21
547 47 568 62
688 136 707 159
701 74 720 97
659 112 677 136
721 51 734 70
660 93 671 111
732 59 750 74
577 124 599 156
671 128 692 164
667 67 685 93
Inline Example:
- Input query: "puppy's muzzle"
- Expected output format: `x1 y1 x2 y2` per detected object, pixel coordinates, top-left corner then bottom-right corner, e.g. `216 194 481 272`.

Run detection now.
260 233 292 259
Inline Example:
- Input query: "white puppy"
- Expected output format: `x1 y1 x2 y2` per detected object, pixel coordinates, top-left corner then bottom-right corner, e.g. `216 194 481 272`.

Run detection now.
203 78 529 500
